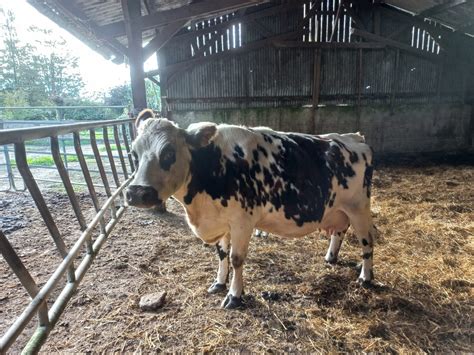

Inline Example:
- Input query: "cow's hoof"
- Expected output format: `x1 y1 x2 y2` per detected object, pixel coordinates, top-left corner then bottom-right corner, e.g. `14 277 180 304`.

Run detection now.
221 294 243 309
325 258 338 265
358 278 374 288
207 281 226 294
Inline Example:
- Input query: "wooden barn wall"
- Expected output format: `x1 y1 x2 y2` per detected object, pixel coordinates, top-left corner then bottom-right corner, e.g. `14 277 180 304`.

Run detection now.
161 3 466 111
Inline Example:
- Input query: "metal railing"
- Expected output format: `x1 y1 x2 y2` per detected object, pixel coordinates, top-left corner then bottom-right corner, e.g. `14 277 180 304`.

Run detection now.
0 117 136 354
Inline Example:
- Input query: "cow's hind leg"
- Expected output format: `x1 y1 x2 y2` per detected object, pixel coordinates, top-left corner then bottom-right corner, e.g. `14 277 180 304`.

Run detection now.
208 234 230 294
221 225 252 309
324 230 346 264
348 210 375 285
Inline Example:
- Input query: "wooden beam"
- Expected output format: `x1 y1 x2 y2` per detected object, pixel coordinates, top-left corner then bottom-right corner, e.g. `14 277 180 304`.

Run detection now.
351 28 440 61
419 0 466 17
169 1 305 43
273 41 385 49
330 1 345 42
342 2 367 30
161 29 305 75
122 0 147 111
312 48 322 108
98 0 269 39
54 0 128 60
142 20 188 61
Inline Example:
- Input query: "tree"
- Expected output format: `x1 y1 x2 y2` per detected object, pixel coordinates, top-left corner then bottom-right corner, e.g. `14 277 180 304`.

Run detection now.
0 9 85 118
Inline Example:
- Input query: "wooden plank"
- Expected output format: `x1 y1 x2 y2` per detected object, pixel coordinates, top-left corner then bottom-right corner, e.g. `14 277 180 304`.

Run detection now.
273 41 385 48
420 0 466 17
330 1 345 42
97 0 269 39
390 49 400 110
122 0 147 111
142 20 188 61
312 48 322 108
54 0 128 58
351 28 440 61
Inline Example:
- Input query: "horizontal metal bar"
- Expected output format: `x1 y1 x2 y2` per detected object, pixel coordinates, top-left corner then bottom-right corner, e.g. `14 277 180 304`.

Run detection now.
0 174 133 353
0 118 134 145
0 106 127 110
1 150 126 161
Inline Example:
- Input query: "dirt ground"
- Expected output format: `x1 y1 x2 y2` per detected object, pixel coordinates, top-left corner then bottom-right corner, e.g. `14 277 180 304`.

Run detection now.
0 163 473 353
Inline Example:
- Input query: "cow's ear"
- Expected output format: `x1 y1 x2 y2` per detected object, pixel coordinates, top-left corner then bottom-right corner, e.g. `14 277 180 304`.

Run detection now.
136 109 155 129
185 122 217 148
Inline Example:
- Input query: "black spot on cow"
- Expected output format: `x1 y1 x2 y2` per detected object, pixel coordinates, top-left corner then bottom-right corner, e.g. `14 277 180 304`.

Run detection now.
221 199 228 207
262 134 273 144
184 130 361 227
363 164 374 198
231 254 244 268
216 244 228 261
363 252 373 259
257 145 268 158
234 145 244 159
328 192 336 208
362 238 369 246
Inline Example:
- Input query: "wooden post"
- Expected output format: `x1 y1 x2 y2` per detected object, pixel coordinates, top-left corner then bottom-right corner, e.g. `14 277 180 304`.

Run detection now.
312 48 322 134
122 0 147 114
390 49 400 112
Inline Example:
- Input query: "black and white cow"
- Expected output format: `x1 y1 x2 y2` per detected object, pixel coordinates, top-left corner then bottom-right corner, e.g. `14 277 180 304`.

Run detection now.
126 109 376 309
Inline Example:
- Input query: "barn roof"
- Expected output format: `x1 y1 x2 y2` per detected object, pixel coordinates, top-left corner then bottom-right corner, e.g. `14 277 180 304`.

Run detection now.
27 0 474 64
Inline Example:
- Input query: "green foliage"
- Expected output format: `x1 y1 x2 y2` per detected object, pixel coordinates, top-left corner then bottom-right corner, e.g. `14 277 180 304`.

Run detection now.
11 154 79 167
0 8 85 117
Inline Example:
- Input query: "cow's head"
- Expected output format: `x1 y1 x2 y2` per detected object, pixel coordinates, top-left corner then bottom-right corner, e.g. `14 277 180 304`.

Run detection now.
125 109 217 208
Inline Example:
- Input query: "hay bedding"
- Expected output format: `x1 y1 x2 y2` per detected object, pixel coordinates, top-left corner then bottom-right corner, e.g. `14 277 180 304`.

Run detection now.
0 164 472 352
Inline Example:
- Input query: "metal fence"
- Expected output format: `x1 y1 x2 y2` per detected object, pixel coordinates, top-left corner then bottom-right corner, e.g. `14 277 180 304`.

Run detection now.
0 120 131 192
0 117 136 353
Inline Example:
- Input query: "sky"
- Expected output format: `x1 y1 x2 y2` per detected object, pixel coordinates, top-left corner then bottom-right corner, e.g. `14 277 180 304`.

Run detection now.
1 0 157 96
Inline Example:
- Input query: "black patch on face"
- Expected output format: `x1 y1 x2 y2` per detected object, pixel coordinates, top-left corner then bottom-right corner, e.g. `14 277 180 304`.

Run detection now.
184 131 359 227
363 252 373 259
132 151 139 168
221 199 228 207
216 244 228 261
328 192 336 208
159 145 176 171
362 238 369 246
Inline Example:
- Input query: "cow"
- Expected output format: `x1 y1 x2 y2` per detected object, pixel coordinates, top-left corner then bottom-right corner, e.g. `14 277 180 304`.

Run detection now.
126 109 376 309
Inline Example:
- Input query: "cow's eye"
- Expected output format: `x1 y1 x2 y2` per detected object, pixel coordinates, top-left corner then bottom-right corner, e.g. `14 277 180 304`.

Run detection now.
159 146 176 171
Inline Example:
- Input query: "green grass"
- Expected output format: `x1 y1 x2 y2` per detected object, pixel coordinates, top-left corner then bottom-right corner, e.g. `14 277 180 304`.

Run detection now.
99 144 118 152
11 155 79 167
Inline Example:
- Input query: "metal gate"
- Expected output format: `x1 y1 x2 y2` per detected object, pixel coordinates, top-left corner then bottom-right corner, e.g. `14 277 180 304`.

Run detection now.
0 118 136 353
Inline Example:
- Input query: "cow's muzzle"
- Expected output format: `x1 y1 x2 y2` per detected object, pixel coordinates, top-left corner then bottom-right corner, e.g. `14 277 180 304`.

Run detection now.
126 185 161 208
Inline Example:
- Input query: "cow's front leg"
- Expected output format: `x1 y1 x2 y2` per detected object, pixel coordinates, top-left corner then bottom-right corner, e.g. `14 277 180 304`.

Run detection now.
324 230 346 264
208 234 230 294
221 225 252 309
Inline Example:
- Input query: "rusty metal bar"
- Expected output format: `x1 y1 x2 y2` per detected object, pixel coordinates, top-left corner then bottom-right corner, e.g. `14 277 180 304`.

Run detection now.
0 176 132 353
0 118 134 146
113 125 129 179
89 129 117 219
50 137 87 231
121 124 135 172
73 132 106 238
102 127 120 189
14 142 76 283
0 230 49 327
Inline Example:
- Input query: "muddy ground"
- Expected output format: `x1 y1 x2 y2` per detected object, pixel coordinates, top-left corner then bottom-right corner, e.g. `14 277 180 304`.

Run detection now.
0 164 473 353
